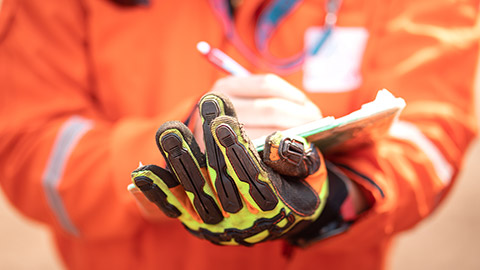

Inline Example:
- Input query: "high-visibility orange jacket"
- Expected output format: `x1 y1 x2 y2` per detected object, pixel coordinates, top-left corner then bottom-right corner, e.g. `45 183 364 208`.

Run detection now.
0 0 478 269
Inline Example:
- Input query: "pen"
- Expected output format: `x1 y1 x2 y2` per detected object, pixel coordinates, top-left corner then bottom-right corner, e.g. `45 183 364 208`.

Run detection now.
196 41 250 76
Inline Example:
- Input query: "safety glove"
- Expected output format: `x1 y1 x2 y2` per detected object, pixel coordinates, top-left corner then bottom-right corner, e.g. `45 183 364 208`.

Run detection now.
131 93 329 246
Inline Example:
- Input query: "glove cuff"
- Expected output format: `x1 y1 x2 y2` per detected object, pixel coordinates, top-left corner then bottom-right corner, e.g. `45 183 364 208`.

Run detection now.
286 161 358 247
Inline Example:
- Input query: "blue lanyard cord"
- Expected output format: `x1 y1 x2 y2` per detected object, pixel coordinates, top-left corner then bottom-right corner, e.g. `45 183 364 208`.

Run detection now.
309 0 341 55
309 26 332 56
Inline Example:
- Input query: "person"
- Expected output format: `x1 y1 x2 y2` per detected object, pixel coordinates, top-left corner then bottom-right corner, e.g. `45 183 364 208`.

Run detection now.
0 0 478 269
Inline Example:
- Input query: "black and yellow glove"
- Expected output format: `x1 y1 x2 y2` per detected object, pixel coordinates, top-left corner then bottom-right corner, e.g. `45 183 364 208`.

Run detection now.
131 93 329 246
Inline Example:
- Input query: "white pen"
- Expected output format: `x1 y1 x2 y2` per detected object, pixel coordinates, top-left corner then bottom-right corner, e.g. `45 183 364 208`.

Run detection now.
196 41 250 76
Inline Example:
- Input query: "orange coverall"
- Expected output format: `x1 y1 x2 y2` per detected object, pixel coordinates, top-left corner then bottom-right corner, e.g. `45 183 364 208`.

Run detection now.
0 0 478 269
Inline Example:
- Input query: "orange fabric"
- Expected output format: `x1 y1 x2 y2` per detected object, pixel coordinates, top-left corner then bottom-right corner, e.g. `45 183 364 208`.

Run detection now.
268 144 281 161
0 0 478 270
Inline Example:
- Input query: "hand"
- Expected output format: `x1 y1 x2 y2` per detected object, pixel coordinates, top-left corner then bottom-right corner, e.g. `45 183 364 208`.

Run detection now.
194 74 322 149
131 93 328 246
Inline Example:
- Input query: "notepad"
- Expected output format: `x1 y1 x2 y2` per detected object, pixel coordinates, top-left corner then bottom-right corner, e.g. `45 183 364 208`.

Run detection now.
252 89 406 154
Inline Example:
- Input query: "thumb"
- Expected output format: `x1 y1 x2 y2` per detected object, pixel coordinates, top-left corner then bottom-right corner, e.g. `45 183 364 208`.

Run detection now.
263 132 321 178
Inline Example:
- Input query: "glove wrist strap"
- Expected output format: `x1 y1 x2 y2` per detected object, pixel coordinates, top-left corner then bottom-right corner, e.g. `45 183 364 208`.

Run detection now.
287 161 357 247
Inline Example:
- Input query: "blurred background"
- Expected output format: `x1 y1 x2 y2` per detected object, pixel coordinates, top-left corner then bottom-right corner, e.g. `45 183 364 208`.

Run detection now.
0 52 479 270
389 58 480 269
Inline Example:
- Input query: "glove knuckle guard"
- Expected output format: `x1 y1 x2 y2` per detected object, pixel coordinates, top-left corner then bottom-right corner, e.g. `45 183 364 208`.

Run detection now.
214 122 278 211
200 95 243 213
157 122 223 225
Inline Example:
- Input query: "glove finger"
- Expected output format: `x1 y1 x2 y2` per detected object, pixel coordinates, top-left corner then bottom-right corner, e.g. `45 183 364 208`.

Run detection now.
199 93 243 213
156 121 223 224
211 115 278 212
263 132 321 178
131 165 182 218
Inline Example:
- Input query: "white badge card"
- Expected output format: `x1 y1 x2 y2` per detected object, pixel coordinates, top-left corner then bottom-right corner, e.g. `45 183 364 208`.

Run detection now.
303 27 369 93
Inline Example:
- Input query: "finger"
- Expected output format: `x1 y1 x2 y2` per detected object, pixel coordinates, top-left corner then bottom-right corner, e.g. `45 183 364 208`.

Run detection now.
262 132 321 178
227 96 321 130
131 165 185 219
211 116 278 211
199 94 243 213
156 121 223 224
211 74 309 105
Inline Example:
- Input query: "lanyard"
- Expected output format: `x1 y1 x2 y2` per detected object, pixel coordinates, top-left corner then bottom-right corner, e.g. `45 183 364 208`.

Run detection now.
209 0 342 74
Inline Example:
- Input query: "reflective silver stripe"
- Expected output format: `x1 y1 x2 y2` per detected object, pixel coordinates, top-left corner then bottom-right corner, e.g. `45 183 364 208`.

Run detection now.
42 116 93 236
389 121 453 184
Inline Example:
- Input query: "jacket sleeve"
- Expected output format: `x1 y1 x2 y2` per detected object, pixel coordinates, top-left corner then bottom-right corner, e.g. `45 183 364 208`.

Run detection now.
0 0 192 240
330 0 479 239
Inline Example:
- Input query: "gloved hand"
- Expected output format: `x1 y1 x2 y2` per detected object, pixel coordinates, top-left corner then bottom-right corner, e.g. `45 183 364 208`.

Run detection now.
131 93 328 246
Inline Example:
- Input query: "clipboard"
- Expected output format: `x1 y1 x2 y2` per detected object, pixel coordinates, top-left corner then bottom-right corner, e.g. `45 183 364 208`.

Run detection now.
252 89 406 154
